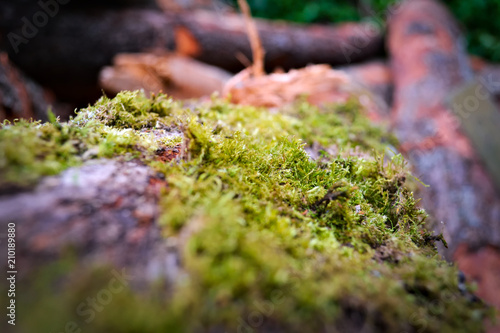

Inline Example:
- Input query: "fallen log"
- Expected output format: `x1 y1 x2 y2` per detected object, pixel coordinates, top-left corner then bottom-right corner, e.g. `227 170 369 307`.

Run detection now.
99 53 232 99
0 90 491 332
388 0 500 313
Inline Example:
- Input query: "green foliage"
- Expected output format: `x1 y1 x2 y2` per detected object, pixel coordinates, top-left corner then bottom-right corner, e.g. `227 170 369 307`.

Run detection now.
236 0 500 61
443 0 500 62
233 0 360 23
4 91 491 332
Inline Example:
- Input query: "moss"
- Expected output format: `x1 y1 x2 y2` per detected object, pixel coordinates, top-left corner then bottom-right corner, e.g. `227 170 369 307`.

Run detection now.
2 91 492 332
0 92 181 190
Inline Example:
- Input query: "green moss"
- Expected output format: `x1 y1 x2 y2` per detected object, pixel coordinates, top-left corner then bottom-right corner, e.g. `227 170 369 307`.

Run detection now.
3 91 492 332
0 92 181 189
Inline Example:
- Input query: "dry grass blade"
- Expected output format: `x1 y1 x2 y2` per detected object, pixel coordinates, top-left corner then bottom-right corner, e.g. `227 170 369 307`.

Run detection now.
237 0 265 77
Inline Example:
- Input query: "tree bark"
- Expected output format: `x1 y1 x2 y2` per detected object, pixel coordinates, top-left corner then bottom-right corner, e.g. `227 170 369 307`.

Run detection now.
388 0 500 313
174 11 385 73
0 159 181 287
0 5 175 105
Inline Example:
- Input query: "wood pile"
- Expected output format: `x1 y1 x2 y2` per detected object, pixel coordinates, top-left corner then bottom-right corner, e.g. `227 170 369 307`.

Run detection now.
99 53 232 99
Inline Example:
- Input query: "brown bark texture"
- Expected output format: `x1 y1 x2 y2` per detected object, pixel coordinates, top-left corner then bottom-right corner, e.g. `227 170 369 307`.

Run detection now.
0 160 181 287
173 11 384 72
388 0 500 309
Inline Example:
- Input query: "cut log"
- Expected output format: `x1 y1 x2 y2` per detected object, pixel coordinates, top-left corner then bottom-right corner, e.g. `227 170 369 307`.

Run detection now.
0 2 383 105
99 53 232 99
388 0 500 315
174 10 385 72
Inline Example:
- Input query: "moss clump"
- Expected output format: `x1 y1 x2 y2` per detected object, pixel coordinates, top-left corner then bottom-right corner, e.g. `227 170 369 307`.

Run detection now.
0 92 181 190
2 91 491 332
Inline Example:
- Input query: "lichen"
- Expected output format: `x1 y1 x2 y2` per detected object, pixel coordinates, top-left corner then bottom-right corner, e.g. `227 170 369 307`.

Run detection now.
1 91 492 332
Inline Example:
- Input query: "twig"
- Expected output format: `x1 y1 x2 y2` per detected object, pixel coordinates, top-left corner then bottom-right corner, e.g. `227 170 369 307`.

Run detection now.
237 0 265 77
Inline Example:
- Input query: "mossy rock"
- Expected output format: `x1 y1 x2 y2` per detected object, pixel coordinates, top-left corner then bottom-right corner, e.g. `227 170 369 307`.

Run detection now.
0 91 492 332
